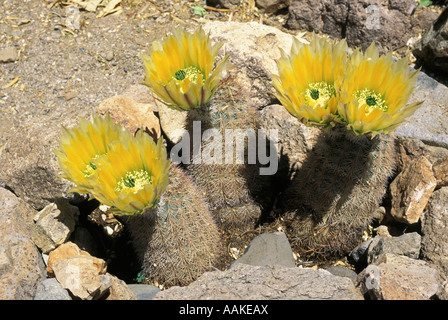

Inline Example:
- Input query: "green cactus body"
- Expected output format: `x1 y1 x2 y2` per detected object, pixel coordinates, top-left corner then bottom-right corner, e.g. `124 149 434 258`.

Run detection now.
278 125 397 261
124 164 224 287
184 82 273 232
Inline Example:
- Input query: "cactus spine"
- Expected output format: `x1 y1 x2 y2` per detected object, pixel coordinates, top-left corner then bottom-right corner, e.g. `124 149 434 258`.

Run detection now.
277 125 397 260
124 164 224 287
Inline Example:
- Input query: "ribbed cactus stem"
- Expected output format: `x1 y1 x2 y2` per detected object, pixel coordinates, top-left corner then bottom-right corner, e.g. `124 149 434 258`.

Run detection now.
278 124 397 260
183 84 273 232
124 164 224 287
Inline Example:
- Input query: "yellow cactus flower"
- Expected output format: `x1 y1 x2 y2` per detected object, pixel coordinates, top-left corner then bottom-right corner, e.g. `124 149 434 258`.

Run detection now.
338 42 423 137
141 27 233 111
271 35 348 127
87 130 170 215
54 113 127 194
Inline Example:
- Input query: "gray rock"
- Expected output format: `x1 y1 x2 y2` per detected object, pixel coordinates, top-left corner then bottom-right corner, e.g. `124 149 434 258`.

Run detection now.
231 232 296 268
326 266 358 283
348 238 374 267
421 186 448 299
154 263 364 300
394 69 448 148
31 198 79 253
286 0 415 52
0 187 47 300
127 284 160 300
367 233 422 264
34 278 72 300
356 253 440 300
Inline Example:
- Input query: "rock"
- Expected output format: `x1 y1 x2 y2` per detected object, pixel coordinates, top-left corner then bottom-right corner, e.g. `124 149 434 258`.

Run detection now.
356 253 440 300
0 187 47 300
413 6 448 74
34 278 72 300
286 0 415 52
326 266 358 283
46 241 106 278
122 84 158 106
0 112 91 210
0 47 19 63
258 104 320 180
97 95 161 140
348 238 374 268
412 9 439 33
127 284 160 300
154 263 363 300
206 0 241 9
51 255 107 300
231 232 296 268
394 69 448 148
255 0 291 14
31 199 79 253
157 102 188 145
69 226 99 257
389 156 437 224
102 274 137 300
397 137 448 187
367 233 422 264
202 21 297 108
420 187 448 299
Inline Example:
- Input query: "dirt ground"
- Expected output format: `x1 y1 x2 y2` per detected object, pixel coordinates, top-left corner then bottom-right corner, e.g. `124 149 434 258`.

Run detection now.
0 0 293 147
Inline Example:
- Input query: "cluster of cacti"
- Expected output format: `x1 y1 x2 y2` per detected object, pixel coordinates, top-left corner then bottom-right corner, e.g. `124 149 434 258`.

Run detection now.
277 126 397 260
55 25 424 288
124 164 224 287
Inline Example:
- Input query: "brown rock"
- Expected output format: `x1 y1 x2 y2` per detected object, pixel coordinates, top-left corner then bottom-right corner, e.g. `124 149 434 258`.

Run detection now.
47 242 106 277
102 274 137 300
356 253 440 300
397 138 448 187
52 255 107 300
202 21 296 108
390 156 437 224
255 0 291 14
97 95 161 140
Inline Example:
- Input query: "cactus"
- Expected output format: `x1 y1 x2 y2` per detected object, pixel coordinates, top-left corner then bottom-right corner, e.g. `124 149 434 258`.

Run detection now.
277 125 397 261
183 80 274 232
124 164 225 287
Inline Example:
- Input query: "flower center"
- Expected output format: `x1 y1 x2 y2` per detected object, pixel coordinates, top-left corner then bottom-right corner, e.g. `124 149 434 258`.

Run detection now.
354 88 388 113
116 169 153 193
82 156 100 177
304 81 336 108
173 66 204 83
